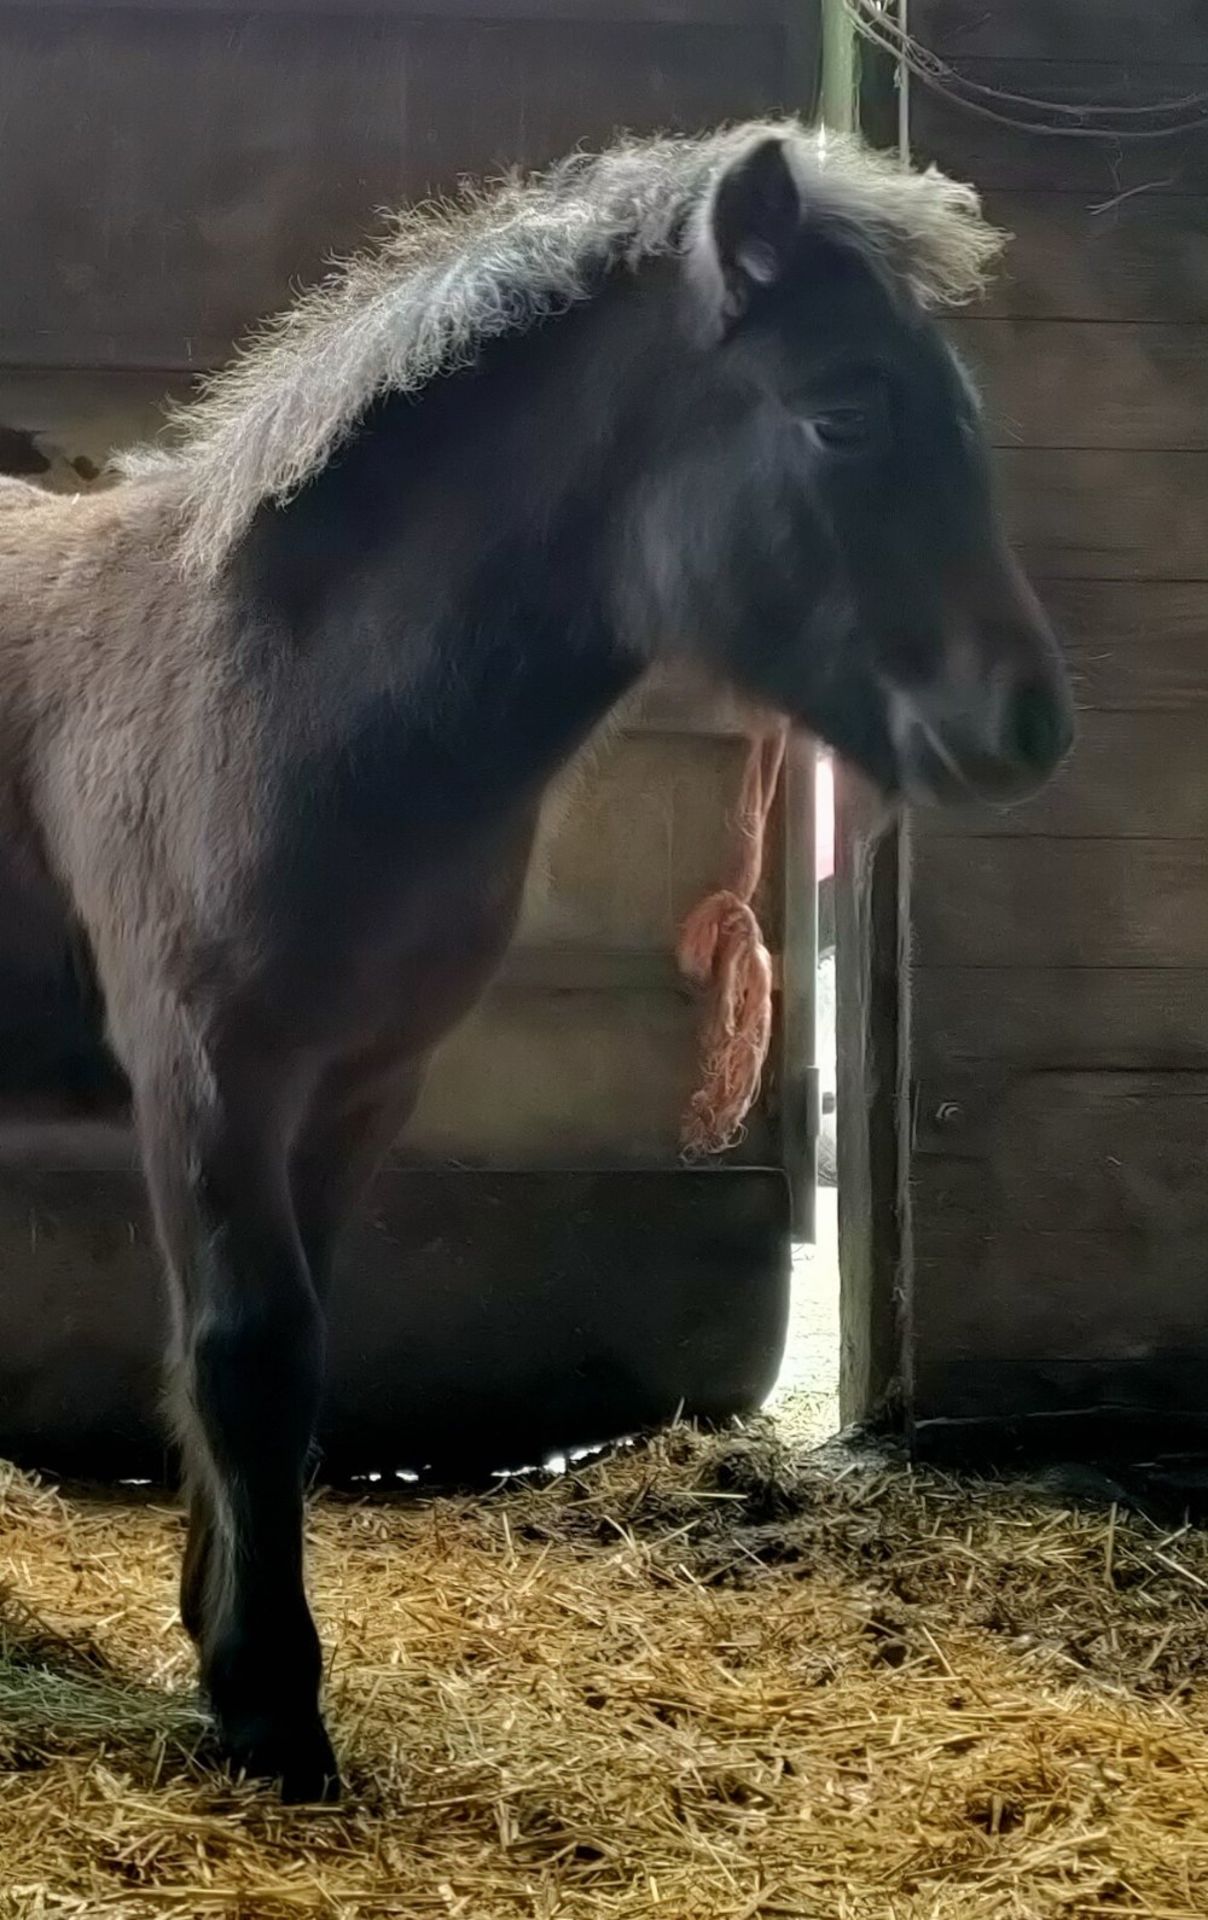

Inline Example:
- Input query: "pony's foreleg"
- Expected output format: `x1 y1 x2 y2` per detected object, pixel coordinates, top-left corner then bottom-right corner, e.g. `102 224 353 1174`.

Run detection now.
124 1001 336 1801
288 1066 425 1301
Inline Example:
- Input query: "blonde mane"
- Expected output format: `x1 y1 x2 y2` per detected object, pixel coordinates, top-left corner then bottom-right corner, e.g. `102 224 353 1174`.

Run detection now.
121 120 1003 576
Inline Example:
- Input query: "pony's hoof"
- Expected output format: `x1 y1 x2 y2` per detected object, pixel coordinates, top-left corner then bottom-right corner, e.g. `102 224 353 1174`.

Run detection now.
221 1715 341 1803
281 1745 342 1806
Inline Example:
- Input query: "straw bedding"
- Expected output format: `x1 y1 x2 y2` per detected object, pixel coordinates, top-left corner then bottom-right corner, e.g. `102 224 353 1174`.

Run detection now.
2 1424 1207 1918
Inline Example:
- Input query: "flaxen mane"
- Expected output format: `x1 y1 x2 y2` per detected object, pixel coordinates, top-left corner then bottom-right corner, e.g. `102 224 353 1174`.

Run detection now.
120 121 1002 577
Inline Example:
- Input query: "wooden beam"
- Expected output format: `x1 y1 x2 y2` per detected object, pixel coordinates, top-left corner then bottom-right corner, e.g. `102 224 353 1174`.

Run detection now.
912 965 1208 1074
919 0 1208 65
999 448 1208 583
1 0 786 19
915 711 1208 840
980 191 1208 326
953 318 1208 453
0 1166 791 1481
914 838 1208 970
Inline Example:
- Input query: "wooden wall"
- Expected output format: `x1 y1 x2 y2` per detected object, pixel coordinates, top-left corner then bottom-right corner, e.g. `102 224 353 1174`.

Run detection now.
905 0 1208 1438
0 0 820 1179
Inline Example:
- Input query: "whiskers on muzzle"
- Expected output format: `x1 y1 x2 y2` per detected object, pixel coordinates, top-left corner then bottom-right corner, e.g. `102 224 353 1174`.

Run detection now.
882 663 1074 808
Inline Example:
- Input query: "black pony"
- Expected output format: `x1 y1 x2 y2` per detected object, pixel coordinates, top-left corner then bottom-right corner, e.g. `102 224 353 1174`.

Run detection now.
0 122 1072 1798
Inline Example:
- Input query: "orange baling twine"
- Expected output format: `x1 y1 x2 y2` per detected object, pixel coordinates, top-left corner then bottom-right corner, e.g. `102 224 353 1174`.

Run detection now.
676 722 787 1157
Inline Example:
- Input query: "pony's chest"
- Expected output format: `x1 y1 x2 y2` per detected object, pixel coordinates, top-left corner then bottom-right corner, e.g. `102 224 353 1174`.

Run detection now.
252 806 537 1055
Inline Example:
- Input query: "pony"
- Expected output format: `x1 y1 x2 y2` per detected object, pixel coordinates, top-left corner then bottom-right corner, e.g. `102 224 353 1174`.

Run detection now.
0 121 1072 1798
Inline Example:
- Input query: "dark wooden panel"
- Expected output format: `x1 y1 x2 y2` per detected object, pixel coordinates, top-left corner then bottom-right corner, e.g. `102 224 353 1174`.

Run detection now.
917 711 1208 839
999 449 1208 581
951 318 1208 451
919 0 1208 63
913 1218 1208 1362
912 965 1208 1072
4 0 788 17
904 6 1208 1447
913 837 1208 968
1044 582 1208 710
914 1069 1208 1232
981 192 1208 324
913 1345 1208 1435
0 10 789 370
912 62 1208 194
398 19 785 193
0 1166 791 1480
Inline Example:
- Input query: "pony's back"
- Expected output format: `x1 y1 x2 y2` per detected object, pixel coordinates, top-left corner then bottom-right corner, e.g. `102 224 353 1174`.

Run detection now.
0 475 57 513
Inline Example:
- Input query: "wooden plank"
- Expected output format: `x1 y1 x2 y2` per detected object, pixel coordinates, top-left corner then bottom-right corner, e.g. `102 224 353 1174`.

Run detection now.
912 62 1208 194
1 0 788 19
0 10 787 371
626 664 772 737
998 448 1208 581
399 19 787 197
913 837 1208 968
412 985 702 1171
951 318 1208 451
524 733 751 950
904 12 1208 1444
0 947 762 1179
913 1069 1208 1233
407 982 782 1167
981 191 1208 325
1042 582 1208 710
0 1165 791 1479
917 711 1208 839
913 1218 1208 1363
918 0 1208 63
911 965 1208 1073
911 1354 1208 1438
497 947 682 992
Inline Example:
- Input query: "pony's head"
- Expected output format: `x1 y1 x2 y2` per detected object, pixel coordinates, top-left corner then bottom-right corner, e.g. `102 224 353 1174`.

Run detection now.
624 132 1072 805
129 120 1072 808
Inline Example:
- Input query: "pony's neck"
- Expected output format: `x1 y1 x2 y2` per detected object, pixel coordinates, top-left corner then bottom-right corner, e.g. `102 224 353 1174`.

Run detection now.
238 273 679 803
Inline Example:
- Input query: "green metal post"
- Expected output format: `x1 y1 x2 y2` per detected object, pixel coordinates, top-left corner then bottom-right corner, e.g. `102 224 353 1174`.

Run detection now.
820 0 859 132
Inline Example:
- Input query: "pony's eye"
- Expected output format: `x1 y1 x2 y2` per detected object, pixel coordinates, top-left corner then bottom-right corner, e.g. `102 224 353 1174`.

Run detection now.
810 406 874 451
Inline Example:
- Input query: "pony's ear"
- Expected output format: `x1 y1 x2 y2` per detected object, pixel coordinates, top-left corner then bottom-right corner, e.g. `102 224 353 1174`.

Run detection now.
707 135 805 324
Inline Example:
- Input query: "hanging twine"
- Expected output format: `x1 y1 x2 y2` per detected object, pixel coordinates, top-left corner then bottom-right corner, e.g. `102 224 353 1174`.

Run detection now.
676 723 787 1157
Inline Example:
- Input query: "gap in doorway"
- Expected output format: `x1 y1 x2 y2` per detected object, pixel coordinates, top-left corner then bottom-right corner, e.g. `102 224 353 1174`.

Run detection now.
767 751 840 1446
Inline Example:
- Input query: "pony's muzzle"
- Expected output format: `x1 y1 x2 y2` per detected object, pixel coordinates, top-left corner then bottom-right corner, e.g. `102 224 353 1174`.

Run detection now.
884 552 1075 808
998 673 1075 783
884 662 1074 808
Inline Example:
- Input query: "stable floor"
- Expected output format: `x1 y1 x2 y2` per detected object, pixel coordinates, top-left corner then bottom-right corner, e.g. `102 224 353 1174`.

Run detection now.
3 1427 1206 1917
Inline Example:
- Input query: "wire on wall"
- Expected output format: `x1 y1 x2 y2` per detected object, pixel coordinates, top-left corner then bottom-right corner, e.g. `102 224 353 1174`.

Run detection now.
842 0 1208 142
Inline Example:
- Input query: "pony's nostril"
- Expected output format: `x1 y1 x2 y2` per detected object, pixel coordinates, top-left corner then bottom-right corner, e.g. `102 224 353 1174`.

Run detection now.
1006 682 1071 773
